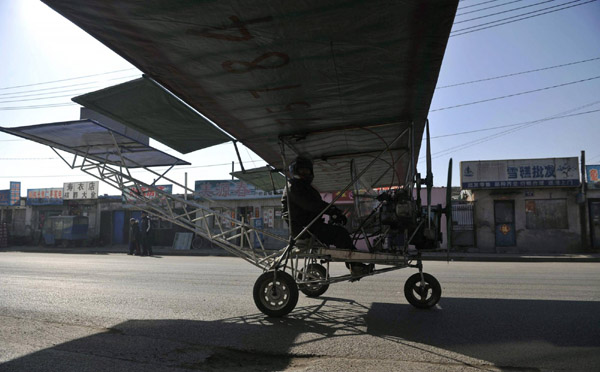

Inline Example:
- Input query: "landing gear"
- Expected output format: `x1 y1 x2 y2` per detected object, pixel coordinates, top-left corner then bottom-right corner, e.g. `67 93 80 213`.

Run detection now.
298 263 329 297
253 271 298 317
404 272 441 309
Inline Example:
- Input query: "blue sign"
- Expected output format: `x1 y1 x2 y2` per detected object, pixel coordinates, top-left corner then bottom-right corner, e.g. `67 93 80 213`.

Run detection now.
0 182 21 206
0 190 10 206
586 165 600 189
461 158 580 189
195 180 279 200
26 188 63 206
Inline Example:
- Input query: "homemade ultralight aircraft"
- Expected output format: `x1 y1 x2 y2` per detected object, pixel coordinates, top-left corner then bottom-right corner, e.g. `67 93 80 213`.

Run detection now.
1 0 459 317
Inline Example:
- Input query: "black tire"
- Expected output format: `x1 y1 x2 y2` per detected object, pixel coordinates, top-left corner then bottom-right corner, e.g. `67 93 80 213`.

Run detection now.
404 272 441 309
192 236 212 249
298 263 329 297
253 271 299 317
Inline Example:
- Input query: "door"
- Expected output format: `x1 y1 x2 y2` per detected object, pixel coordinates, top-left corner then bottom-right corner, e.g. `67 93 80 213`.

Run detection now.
100 211 112 245
589 201 600 248
495 200 516 247
113 211 125 244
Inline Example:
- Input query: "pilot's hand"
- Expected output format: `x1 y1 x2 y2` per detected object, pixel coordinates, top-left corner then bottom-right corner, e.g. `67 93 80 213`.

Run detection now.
330 212 347 225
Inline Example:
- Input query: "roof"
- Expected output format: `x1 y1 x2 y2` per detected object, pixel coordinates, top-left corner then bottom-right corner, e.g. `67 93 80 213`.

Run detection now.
43 0 458 191
230 166 286 192
0 120 190 168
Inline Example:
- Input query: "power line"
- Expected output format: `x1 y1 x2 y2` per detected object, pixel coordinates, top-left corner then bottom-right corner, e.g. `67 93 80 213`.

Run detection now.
0 68 137 91
455 0 555 24
458 0 504 11
428 108 600 140
0 92 92 104
0 102 76 111
453 0 583 31
451 0 597 36
437 57 600 89
456 0 525 16
431 75 600 112
425 100 600 160
0 74 140 98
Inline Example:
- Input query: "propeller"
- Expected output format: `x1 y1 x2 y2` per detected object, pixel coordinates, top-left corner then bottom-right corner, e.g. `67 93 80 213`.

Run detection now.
445 158 453 258
426 120 433 228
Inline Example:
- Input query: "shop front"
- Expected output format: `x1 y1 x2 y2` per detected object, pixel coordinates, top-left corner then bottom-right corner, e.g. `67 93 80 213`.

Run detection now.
462 157 583 254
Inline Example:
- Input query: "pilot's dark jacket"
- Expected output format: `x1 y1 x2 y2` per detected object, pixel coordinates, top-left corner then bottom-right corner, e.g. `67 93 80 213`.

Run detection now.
282 178 353 249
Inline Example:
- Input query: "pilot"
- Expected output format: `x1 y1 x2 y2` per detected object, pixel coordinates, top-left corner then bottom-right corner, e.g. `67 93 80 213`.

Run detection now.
281 156 353 250
282 156 374 277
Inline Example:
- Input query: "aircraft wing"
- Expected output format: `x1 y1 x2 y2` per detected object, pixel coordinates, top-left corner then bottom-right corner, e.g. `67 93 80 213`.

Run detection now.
43 0 458 191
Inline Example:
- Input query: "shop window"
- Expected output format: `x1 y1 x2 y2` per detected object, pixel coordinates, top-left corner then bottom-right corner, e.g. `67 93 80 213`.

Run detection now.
261 207 284 229
525 199 568 229
274 208 284 230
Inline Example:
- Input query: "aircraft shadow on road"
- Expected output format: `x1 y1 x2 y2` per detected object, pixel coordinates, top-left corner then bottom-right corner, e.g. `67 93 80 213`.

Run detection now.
2 296 598 371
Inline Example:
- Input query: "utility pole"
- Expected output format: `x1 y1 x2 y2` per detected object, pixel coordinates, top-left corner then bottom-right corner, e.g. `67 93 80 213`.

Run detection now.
580 150 589 250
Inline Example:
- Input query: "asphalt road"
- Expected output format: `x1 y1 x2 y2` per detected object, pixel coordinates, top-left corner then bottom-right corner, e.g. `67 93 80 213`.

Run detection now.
0 252 599 371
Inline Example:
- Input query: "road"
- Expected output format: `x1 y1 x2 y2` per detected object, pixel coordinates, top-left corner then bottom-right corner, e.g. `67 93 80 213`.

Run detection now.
0 252 599 371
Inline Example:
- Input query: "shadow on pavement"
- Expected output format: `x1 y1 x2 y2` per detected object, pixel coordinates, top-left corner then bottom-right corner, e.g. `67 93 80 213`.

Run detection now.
366 297 600 370
2 297 598 371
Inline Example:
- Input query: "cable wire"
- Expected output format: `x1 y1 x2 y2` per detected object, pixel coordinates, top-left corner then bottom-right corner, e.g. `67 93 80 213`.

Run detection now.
437 57 600 89
0 68 137 91
431 75 600 112
455 0 555 23
424 100 600 160
456 0 524 16
451 0 597 36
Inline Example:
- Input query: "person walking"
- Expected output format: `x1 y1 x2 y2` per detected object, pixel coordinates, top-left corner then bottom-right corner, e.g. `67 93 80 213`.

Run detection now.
128 218 141 255
140 211 153 256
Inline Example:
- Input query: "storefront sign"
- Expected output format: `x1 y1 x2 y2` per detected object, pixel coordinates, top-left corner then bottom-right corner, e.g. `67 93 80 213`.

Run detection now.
0 182 20 206
123 184 173 203
195 180 278 200
586 165 600 189
63 181 99 200
26 188 63 205
461 157 580 189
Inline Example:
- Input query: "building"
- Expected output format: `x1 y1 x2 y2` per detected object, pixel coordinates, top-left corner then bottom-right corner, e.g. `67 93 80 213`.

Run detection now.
461 157 586 254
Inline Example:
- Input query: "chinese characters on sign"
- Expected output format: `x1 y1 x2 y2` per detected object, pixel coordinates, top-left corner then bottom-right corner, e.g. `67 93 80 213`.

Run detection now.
63 181 100 200
195 180 278 199
123 185 173 204
0 181 21 206
26 188 64 205
460 158 580 189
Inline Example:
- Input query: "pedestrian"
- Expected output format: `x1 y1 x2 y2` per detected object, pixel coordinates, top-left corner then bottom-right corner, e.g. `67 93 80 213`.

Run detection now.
128 218 141 255
141 211 153 256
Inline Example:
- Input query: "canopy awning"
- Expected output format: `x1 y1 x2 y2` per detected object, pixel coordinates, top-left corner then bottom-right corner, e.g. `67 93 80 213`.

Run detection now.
0 120 190 168
73 77 232 154
230 166 286 192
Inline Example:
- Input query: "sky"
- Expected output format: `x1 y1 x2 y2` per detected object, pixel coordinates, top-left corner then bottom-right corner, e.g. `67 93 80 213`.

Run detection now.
1 0 599 196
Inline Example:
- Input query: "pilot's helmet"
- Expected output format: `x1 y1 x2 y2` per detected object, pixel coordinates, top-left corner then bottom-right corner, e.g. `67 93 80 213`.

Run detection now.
289 156 314 183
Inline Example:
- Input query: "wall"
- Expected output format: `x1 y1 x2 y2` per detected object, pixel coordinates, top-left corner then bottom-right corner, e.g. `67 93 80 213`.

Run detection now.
473 187 582 253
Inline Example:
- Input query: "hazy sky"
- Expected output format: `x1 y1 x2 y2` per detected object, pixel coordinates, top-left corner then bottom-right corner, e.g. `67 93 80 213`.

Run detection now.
1 0 599 195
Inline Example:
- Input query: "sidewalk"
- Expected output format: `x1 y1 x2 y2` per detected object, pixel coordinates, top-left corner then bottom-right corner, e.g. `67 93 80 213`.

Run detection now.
1 244 599 262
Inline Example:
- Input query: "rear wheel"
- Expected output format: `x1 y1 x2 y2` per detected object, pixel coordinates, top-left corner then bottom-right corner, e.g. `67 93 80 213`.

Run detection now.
253 271 298 317
404 272 441 309
298 263 329 297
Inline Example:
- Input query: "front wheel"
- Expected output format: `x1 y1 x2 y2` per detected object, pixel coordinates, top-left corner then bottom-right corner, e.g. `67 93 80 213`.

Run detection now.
298 263 329 297
404 272 441 309
253 271 298 317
